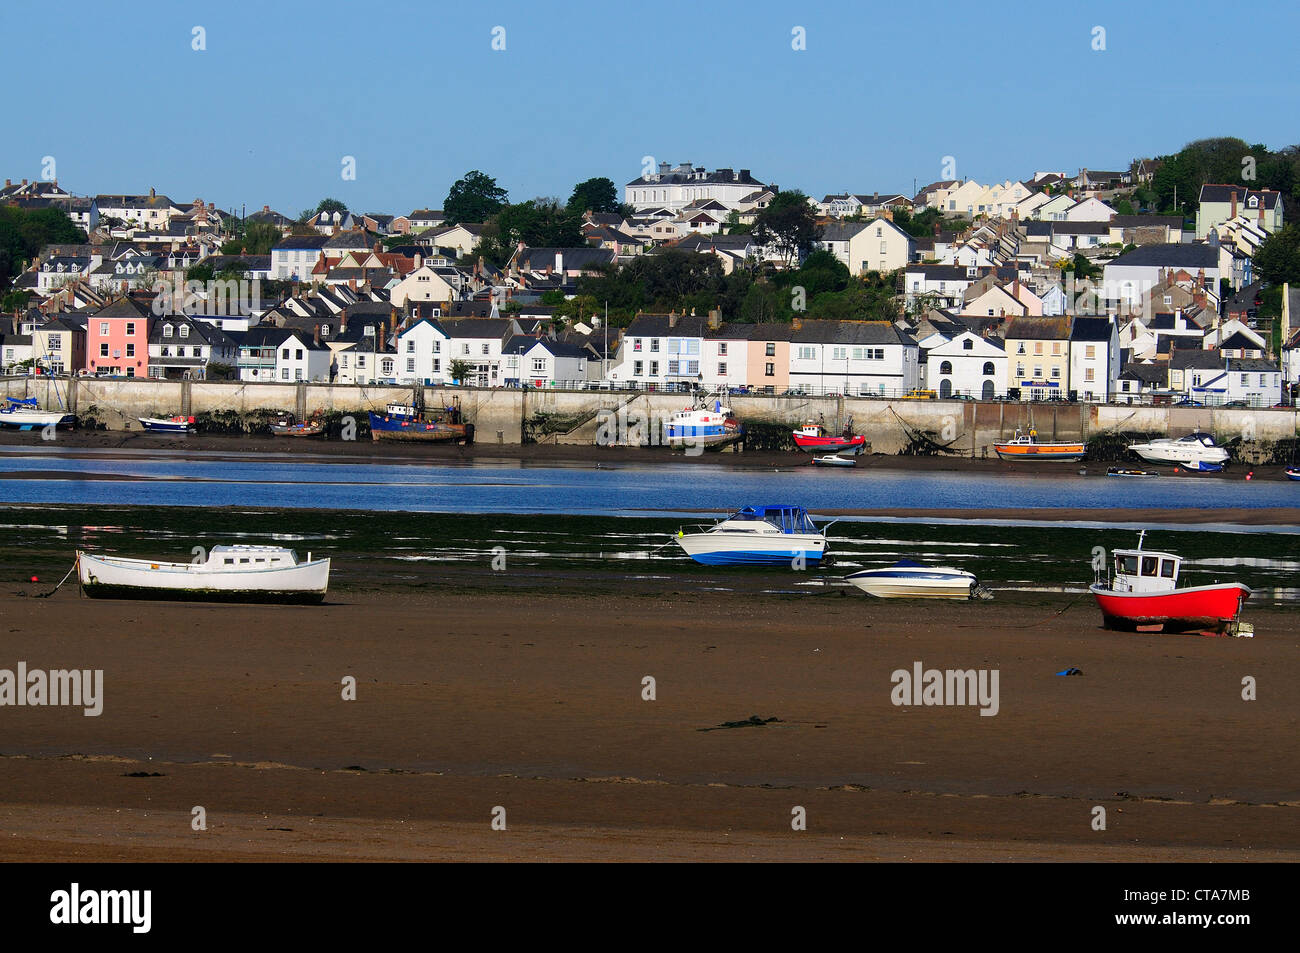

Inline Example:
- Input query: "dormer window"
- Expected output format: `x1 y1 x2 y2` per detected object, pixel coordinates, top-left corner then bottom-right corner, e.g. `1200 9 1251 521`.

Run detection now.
163 324 173 337
179 325 189 338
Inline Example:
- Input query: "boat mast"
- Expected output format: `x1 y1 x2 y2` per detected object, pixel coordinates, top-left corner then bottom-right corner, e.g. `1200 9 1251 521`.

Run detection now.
1136 529 1146 553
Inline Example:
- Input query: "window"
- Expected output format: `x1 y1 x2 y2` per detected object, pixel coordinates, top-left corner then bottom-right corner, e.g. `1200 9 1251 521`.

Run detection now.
982 362 995 375
179 325 189 338
99 343 109 357
667 360 679 375
357 356 366 368
718 362 727 376
382 359 394 375
880 242 888 254
320 325 329 336
633 338 643 352
649 361 659 376
282 348 290 359
432 359 440 372
650 340 660 352
1240 374 1248 385
406 340 415 353
797 347 816 360
832 347 847 361
1016 363 1025 378
1085 345 1095 359
765 343 776 357
1052 342 1061 355
481 344 489 355
295 369 303 381
1085 367 1095 382
281 368 289 380
1017 342 1026 354
100 322 109 336
1034 342 1043 355
163 324 173 337
462 344 470 355
1051 366 1061 379
125 343 135 357
718 342 727 356
432 341 441 354
939 361 952 375
963 338 973 350
668 339 681 354
1163 295 1172 306
126 323 135 335
633 361 643 375
1033 365 1043 378
1160 560 1176 579
406 358 416 373
532 358 546 373
765 363 775 376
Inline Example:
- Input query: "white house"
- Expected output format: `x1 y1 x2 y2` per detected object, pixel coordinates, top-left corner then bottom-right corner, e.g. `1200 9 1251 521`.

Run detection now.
625 162 765 212
926 331 1006 400
789 320 919 396
236 327 331 382
502 336 589 388
609 313 708 389
390 262 465 307
1067 316 1120 402
1063 197 1116 222
94 189 183 230
904 264 978 309
270 235 330 281
394 317 451 385
442 318 519 387
1103 244 1222 311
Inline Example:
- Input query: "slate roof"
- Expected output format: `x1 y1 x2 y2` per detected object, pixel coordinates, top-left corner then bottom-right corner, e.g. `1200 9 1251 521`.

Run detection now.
1120 362 1167 384
791 320 914 346
1108 244 1220 268
1198 185 1281 209
517 247 615 271
1004 317 1071 340
623 314 710 338
1069 317 1113 341
625 167 764 188
273 235 330 250
1169 349 1224 370
1225 357 1279 372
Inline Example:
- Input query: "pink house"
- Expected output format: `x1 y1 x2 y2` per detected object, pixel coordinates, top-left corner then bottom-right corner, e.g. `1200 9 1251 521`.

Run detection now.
85 297 154 377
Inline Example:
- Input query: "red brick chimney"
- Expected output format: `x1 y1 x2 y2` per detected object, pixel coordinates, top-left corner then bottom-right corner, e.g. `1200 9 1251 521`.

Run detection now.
313 324 321 345
340 308 348 331
1230 191 1238 219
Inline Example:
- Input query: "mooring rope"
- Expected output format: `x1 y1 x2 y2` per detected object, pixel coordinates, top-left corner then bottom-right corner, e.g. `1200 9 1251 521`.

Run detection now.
32 556 79 599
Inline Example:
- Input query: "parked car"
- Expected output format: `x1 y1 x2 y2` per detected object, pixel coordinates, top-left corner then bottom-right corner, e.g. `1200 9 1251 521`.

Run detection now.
901 389 937 400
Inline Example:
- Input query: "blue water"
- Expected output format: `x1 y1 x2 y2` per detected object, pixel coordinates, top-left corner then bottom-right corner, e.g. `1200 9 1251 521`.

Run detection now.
1 446 1297 517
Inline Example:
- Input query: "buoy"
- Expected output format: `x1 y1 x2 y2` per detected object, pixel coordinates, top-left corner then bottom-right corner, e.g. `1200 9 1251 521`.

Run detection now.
30 576 38 583
1246 471 1253 481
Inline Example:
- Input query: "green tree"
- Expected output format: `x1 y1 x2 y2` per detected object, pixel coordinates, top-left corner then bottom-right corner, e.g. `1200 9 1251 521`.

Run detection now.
448 359 473 383
444 171 508 225
1253 224 1300 286
1115 200 1135 216
567 177 619 214
724 210 753 235
752 190 820 266
0 206 86 290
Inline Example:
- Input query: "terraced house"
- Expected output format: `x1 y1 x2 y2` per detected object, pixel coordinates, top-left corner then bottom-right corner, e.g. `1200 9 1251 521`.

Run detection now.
84 297 153 377
788 320 919 396
1004 316 1072 400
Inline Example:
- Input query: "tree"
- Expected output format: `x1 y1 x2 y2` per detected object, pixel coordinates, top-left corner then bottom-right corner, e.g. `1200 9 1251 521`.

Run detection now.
752 190 821 266
448 359 473 384
1253 224 1300 286
0 206 86 290
220 221 283 257
312 198 348 219
724 210 753 235
567 177 619 214
444 171 508 225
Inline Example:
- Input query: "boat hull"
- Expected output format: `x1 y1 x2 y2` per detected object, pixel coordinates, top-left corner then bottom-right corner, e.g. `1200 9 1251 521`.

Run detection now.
77 552 329 604
138 418 194 433
1287 468 1300 482
846 569 976 599
1 411 73 429
676 533 827 566
1089 582 1250 633
368 412 472 443
792 433 867 452
664 425 742 450
993 443 1086 461
812 454 856 467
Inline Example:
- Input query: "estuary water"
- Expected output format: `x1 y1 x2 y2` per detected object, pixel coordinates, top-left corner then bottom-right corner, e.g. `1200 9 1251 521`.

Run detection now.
0 446 1298 520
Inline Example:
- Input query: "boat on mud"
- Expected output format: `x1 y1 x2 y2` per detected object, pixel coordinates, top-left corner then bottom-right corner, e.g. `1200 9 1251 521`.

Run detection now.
1107 466 1158 478
993 429 1086 461
368 402 473 444
811 453 857 468
138 415 196 433
792 421 867 453
271 414 326 437
1089 531 1250 635
845 560 979 599
664 397 742 450
1128 432 1229 469
0 396 73 430
673 504 830 567
77 545 330 604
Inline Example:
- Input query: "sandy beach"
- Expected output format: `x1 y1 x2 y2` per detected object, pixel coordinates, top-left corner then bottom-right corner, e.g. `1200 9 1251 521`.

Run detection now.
2 587 1296 861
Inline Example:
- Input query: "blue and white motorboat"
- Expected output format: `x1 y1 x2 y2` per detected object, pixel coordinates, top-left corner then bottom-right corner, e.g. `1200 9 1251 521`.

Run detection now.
673 505 829 566
664 398 742 450
0 396 73 430
845 559 978 599
138 415 196 433
1128 432 1228 468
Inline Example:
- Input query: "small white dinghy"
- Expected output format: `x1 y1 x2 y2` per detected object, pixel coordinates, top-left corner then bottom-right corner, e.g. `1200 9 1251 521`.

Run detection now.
845 559 978 599
77 545 330 603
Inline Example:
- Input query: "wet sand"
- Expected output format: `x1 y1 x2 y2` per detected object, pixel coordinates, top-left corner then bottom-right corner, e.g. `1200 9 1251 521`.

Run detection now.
1 588 1296 861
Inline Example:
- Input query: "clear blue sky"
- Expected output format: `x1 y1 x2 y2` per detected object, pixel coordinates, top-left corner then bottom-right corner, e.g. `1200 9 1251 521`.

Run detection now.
3 0 1296 217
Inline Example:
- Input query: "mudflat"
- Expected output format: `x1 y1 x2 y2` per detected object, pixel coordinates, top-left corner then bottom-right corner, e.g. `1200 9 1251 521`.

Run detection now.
1 588 1295 861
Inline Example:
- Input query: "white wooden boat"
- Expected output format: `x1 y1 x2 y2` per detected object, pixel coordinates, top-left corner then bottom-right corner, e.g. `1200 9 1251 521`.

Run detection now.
812 453 857 468
845 560 978 599
77 545 330 603
1 396 73 430
138 415 196 433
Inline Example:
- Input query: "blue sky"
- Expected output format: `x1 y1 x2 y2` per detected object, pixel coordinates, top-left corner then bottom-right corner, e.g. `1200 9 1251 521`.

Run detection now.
3 0 1296 217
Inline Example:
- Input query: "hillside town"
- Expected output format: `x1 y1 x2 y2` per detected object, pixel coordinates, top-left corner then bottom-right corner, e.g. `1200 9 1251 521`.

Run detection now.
3 142 1299 408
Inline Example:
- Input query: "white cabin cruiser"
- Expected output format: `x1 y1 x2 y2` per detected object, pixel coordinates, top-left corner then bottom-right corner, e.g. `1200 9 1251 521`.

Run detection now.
1127 432 1229 469
78 545 330 603
674 505 830 567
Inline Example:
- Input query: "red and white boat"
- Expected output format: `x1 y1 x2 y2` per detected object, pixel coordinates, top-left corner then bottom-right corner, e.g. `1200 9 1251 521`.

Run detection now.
792 422 867 453
1090 532 1251 635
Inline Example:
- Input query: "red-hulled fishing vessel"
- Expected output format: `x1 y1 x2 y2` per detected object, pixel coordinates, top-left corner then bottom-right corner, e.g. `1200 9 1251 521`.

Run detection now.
1090 532 1251 634
791 421 867 453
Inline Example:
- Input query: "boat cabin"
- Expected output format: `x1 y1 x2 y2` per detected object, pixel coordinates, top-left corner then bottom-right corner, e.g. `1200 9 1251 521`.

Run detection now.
1109 546 1180 593
206 545 302 570
385 403 417 418
720 505 819 535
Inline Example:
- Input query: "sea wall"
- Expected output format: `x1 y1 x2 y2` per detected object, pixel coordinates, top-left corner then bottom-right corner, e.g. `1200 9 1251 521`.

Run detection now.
3 377 1297 454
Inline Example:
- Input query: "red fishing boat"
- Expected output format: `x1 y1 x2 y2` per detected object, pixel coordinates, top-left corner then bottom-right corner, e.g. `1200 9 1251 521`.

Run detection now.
791 421 867 453
1090 532 1251 635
